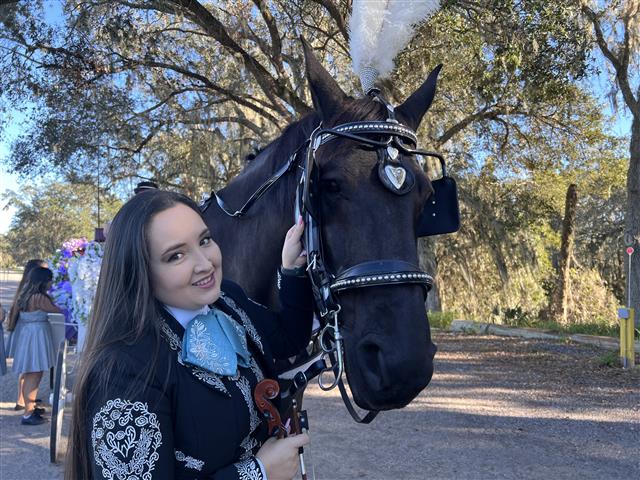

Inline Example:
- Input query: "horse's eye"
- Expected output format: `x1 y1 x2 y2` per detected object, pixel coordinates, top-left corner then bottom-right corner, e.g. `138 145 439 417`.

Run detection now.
321 179 341 193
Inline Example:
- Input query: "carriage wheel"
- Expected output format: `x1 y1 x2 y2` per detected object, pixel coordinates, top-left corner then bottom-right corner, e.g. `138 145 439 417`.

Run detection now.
50 339 68 464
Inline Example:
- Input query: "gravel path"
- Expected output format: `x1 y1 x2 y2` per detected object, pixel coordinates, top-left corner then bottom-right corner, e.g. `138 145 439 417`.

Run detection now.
1 332 638 480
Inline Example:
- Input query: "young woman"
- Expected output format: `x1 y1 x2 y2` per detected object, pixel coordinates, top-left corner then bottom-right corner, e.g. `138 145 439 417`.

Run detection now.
6 266 61 425
66 190 313 480
5 259 48 411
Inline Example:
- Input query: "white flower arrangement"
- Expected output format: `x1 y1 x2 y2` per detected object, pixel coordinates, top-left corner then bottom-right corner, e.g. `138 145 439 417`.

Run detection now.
68 241 104 325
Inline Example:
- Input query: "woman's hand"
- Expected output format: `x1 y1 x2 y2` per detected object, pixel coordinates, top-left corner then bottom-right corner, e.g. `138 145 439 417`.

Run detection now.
281 217 306 270
256 433 310 480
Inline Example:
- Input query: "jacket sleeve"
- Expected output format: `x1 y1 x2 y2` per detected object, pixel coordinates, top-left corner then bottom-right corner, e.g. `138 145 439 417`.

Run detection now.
86 348 267 480
228 272 313 360
85 351 176 480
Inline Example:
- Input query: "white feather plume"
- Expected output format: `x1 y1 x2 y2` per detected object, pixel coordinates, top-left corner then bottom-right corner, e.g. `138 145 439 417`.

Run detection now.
349 0 440 92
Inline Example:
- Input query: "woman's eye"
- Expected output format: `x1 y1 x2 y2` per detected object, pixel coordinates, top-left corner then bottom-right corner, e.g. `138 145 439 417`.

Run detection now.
168 252 184 262
201 236 212 246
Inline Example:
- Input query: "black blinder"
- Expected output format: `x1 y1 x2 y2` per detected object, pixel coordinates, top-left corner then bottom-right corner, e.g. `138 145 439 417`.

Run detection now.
416 154 460 237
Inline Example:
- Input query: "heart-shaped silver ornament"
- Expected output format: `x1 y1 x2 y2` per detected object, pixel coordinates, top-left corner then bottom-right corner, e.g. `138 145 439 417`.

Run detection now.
384 165 407 190
387 146 400 160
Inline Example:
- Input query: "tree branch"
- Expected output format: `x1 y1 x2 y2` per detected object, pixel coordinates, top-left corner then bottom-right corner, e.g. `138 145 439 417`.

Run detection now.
310 0 349 42
437 106 506 145
167 0 311 116
252 0 284 74
582 5 639 117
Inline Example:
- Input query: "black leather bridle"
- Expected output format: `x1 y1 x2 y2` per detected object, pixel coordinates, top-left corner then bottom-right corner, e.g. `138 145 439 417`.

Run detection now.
202 95 444 422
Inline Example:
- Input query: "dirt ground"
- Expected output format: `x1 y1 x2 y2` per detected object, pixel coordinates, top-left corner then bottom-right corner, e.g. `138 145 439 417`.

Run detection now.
1 332 638 480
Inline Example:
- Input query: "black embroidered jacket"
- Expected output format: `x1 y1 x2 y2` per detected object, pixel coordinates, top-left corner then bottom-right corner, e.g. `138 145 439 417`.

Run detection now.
84 274 313 479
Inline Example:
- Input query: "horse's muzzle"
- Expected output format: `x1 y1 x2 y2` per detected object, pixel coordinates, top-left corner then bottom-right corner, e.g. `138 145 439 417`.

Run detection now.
347 333 437 411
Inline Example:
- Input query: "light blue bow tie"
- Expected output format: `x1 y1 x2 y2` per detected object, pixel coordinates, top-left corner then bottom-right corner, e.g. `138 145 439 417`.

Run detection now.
181 308 251 376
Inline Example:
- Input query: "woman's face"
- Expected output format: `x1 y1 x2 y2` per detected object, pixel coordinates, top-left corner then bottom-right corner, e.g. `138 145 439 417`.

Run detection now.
147 203 223 310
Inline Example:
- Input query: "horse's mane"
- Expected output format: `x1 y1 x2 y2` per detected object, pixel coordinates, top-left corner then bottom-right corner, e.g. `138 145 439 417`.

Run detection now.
236 97 388 213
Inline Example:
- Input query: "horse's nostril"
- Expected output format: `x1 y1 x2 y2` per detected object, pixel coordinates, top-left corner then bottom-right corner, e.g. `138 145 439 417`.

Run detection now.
358 339 390 390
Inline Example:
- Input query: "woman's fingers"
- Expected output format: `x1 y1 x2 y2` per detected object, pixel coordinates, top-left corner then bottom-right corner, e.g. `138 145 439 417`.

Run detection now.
282 217 307 269
286 217 304 240
283 432 310 448
256 433 310 480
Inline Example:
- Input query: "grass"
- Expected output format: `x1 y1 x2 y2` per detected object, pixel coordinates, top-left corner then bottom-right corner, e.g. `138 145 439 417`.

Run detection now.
533 320 620 338
596 350 622 368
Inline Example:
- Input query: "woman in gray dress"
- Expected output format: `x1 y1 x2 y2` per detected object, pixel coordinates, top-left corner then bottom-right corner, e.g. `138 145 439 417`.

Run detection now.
6 267 61 425
5 258 48 409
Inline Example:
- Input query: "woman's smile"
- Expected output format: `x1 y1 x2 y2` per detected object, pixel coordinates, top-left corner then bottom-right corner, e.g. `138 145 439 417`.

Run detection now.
193 272 215 289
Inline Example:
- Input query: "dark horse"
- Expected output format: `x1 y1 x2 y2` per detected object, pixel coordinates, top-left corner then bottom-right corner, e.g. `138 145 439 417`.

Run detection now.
204 43 440 412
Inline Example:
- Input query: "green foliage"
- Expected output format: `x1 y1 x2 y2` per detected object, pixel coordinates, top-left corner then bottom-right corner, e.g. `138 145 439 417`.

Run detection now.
0 234 15 268
596 351 621 368
427 310 457 330
1 181 122 265
499 305 535 328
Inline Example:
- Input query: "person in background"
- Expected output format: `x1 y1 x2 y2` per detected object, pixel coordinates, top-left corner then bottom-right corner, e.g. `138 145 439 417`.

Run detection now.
6 267 61 425
66 190 312 480
5 259 48 411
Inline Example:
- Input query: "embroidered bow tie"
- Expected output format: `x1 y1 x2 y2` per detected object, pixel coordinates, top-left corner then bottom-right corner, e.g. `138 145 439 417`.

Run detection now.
181 308 251 376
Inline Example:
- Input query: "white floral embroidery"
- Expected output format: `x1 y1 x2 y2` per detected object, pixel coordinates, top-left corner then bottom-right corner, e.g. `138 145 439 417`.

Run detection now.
239 435 259 460
235 376 260 433
230 318 249 353
190 367 229 394
249 357 264 382
175 450 204 471
91 399 162 480
189 319 214 362
160 321 181 350
221 293 264 354
235 458 263 480
160 319 229 395
186 318 235 374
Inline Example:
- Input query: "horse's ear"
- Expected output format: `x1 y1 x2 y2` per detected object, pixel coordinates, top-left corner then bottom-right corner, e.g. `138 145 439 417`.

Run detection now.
396 64 443 130
302 38 348 121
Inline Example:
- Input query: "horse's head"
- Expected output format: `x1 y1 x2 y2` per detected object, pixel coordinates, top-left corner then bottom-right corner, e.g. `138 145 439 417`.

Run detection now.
303 43 440 411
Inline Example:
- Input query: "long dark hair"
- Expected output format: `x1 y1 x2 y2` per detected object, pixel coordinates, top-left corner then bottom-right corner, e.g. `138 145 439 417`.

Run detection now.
65 190 203 480
6 261 49 331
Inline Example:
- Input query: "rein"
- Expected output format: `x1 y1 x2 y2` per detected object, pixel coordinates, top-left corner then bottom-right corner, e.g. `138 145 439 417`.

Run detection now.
202 98 441 423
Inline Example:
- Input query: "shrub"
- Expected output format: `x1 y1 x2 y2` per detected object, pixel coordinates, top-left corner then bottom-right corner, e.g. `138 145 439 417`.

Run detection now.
428 310 456 330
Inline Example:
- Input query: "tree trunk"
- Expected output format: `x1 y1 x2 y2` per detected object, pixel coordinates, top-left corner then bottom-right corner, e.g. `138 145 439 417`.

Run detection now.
548 183 578 325
626 116 640 327
418 236 442 312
